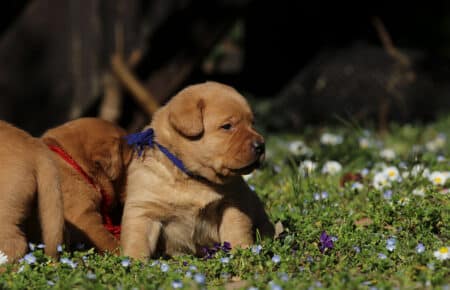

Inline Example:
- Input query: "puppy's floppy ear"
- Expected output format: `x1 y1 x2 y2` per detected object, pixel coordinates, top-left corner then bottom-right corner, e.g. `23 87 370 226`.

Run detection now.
168 98 205 137
120 137 133 167
92 138 124 180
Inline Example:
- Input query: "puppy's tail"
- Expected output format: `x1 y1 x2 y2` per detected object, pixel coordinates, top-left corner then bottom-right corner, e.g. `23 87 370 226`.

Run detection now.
35 149 65 258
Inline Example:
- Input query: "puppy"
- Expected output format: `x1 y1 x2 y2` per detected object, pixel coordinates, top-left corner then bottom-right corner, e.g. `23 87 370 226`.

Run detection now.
0 121 64 262
121 81 274 260
41 118 132 253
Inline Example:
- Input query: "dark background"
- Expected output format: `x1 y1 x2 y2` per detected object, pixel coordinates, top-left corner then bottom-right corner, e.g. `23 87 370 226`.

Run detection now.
1 0 449 135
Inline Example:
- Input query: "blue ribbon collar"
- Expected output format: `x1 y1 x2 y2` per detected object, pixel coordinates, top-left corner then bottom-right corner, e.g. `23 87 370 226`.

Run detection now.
125 128 191 176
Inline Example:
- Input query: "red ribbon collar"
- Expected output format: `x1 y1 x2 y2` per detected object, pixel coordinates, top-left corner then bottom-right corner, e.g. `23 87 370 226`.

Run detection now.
47 144 121 239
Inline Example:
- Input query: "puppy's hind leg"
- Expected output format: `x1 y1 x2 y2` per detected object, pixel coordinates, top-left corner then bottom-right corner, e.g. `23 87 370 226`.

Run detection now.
0 168 34 262
36 152 65 258
65 204 119 254
0 228 28 263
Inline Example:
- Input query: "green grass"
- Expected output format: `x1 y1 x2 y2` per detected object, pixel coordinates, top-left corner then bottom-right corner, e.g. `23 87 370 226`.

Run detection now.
1 116 449 289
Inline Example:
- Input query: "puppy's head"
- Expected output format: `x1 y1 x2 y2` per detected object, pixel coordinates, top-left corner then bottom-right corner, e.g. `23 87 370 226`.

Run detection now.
42 118 132 183
152 82 264 184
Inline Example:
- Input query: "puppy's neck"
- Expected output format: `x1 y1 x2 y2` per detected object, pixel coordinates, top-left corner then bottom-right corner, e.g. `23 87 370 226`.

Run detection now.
149 127 237 186
139 144 236 189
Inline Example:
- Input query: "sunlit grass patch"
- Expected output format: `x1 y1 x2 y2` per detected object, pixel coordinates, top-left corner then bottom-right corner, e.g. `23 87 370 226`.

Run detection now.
1 116 449 289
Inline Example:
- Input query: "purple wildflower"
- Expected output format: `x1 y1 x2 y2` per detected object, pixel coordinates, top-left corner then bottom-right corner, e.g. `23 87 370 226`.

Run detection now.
202 242 232 259
86 271 97 280
121 258 131 268
150 260 160 267
23 253 36 264
160 263 169 272
252 245 263 255
268 281 283 290
386 237 397 252
416 243 425 254
194 273 206 284
378 253 387 260
171 280 183 289
319 231 334 253
60 257 78 268
383 190 393 200
279 272 289 282
273 165 282 173
222 242 232 252
271 254 281 264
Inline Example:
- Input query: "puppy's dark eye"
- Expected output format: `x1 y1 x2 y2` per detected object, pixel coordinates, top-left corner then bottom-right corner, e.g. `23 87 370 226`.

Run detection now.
220 123 232 130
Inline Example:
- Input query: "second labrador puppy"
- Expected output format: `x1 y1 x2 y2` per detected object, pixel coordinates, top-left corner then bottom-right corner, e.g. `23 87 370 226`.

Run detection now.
121 81 274 260
41 118 132 253
0 120 64 263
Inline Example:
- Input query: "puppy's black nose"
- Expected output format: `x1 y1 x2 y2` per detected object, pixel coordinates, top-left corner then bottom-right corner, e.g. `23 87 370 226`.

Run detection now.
252 140 265 156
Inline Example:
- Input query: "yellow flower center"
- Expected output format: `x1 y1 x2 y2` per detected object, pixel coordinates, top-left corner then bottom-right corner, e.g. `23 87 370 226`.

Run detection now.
439 247 448 254
434 177 442 184
388 171 395 177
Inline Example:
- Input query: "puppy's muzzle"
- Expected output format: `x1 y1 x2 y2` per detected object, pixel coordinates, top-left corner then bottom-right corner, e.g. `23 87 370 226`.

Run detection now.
252 140 265 157
252 140 265 167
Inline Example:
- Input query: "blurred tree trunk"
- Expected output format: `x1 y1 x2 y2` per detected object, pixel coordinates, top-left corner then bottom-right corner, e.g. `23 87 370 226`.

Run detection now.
0 1 30 36
0 0 252 134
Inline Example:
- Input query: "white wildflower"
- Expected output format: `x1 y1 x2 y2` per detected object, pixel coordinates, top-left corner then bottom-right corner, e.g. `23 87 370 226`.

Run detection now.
288 140 313 156
299 160 317 175
360 168 370 177
380 148 396 161
398 197 410 206
359 137 371 149
429 171 447 186
320 133 343 145
402 171 410 179
288 140 305 155
321 161 342 175
411 164 429 178
351 182 364 192
426 134 446 152
373 171 390 190
383 166 400 182
412 187 425 197
433 246 450 261
410 164 423 175
0 251 8 265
